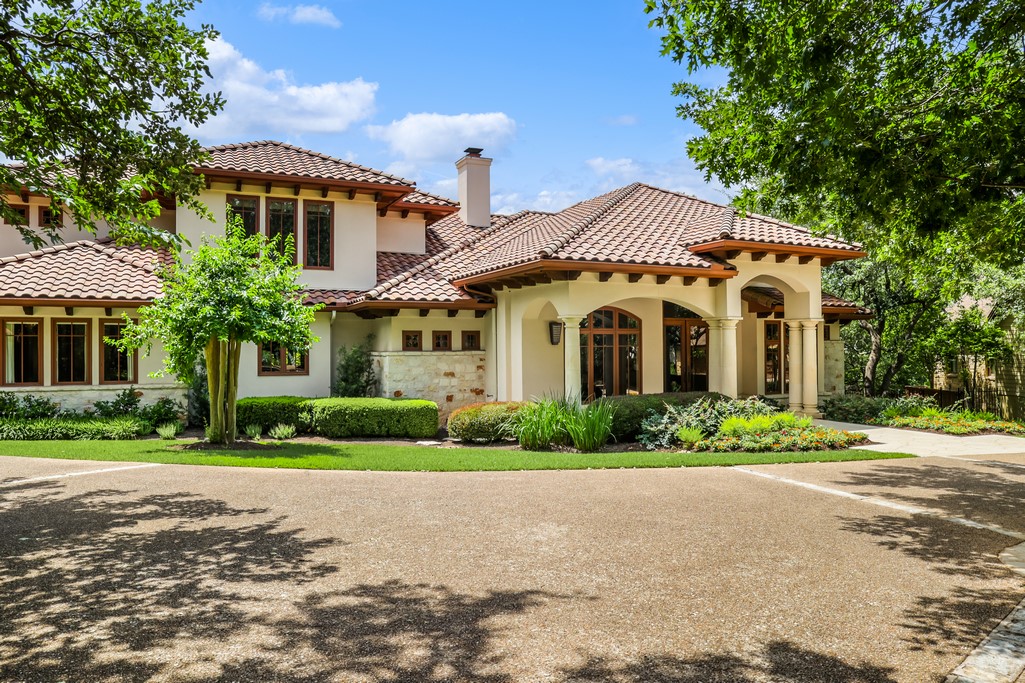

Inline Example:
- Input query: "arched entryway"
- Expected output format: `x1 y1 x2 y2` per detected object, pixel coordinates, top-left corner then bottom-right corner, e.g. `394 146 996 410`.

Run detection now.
663 302 709 392
579 307 641 399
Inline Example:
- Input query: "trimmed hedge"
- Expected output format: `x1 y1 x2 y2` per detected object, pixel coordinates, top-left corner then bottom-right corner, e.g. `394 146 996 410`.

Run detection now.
0 417 149 440
236 396 314 431
447 402 524 443
605 391 725 441
308 398 438 438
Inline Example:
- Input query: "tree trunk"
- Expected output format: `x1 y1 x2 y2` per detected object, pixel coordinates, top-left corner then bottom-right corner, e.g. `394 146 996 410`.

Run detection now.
224 337 241 445
878 302 931 396
205 338 223 442
860 319 884 396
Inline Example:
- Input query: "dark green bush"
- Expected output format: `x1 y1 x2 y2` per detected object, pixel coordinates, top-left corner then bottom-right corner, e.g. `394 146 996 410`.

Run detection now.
92 387 141 417
447 402 524 442
334 334 378 397
236 396 314 431
605 392 724 441
820 395 890 423
139 397 186 426
0 391 62 419
0 417 148 440
308 397 438 438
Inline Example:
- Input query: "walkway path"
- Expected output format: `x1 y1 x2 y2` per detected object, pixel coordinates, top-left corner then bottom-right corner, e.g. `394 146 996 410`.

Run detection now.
817 419 1025 458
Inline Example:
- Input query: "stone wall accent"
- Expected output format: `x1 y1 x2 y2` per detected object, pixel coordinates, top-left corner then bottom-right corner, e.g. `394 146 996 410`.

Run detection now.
372 351 487 423
824 339 845 395
0 384 188 414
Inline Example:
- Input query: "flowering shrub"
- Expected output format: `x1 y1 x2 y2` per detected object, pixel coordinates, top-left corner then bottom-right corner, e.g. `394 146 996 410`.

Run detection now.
885 414 1025 435
693 427 868 452
639 396 779 449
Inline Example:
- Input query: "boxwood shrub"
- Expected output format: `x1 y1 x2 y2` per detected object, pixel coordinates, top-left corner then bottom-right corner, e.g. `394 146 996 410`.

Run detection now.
236 396 314 431
0 417 148 440
307 397 439 438
447 402 524 442
605 391 725 441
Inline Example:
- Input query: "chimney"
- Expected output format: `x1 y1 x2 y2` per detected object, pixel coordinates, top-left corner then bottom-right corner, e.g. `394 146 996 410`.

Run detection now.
456 147 491 228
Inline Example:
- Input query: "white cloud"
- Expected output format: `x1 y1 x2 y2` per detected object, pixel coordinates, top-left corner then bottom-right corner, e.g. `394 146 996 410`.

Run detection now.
366 112 517 164
586 155 729 201
605 114 638 126
586 156 641 179
194 38 376 139
256 3 341 28
492 190 578 215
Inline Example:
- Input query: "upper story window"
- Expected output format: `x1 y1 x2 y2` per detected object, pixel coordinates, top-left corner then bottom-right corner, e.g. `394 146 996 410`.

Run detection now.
226 195 259 237
38 207 60 229
3 205 28 226
304 201 333 269
54 320 90 384
4 320 42 385
266 198 297 262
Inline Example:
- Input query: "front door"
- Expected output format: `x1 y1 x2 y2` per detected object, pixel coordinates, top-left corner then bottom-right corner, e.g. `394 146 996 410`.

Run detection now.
664 318 709 392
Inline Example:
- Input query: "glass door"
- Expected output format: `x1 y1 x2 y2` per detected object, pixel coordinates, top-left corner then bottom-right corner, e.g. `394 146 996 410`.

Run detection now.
664 318 709 392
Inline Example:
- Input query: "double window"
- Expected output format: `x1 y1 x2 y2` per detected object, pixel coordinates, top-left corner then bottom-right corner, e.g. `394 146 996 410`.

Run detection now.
4 205 28 226
259 342 309 376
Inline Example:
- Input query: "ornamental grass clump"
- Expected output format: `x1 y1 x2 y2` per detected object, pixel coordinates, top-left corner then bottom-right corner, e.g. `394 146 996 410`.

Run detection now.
510 399 569 451
563 399 617 453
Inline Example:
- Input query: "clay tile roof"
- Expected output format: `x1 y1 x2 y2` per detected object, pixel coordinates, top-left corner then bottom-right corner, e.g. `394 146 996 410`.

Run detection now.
724 211 862 252
0 240 165 302
303 289 357 307
199 140 415 187
399 190 458 208
743 286 871 317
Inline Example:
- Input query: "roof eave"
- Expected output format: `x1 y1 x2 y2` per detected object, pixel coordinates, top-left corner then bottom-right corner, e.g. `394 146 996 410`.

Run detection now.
688 239 866 261
452 258 737 287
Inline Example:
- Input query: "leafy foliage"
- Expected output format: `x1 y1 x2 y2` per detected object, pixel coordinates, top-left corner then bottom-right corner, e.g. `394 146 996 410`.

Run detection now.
0 0 222 248
509 398 571 451
243 423 262 440
333 335 378 397
306 398 439 439
0 416 147 440
0 392 61 419
155 422 182 440
639 397 781 450
236 396 314 432
268 423 297 440
91 386 184 427
446 402 524 443
117 221 321 444
604 391 724 441
563 400 617 453
646 0 1025 264
694 427 868 452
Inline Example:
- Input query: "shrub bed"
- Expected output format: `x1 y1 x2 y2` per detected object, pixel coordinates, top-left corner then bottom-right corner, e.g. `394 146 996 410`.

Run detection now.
236 396 314 431
605 391 724 441
694 426 869 452
0 417 149 440
639 396 779 450
447 402 524 443
308 397 438 438
886 414 1025 435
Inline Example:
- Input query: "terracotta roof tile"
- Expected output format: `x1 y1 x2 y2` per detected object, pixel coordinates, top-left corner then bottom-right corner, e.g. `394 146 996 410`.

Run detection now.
0 240 164 302
743 286 871 317
199 141 414 187
400 190 458 208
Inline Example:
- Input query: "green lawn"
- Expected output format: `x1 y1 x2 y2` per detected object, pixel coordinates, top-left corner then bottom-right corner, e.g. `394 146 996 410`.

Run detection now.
0 439 912 471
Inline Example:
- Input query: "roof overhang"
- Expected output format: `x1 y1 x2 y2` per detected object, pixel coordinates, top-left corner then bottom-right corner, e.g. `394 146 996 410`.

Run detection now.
688 239 866 265
196 168 414 211
453 258 737 290
0 297 150 308
387 199 459 225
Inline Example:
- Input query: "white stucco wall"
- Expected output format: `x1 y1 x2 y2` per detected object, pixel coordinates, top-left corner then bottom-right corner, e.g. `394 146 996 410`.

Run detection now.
376 214 426 253
0 194 114 258
236 312 333 398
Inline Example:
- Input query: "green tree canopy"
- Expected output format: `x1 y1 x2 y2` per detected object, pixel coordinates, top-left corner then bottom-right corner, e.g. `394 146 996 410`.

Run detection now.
0 0 222 247
646 0 1025 263
117 223 321 444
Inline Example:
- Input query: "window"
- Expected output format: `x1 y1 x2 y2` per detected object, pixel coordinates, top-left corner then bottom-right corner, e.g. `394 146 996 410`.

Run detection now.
100 320 137 384
402 331 422 351
304 201 333 269
38 207 60 229
580 308 641 399
461 330 481 351
4 205 28 226
53 320 90 384
226 195 259 236
432 331 452 351
4 320 41 385
764 320 790 394
259 342 308 375
823 324 832 341
266 198 297 261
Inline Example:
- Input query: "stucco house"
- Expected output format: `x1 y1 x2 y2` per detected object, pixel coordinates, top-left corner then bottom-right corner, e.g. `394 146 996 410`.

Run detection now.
0 142 869 420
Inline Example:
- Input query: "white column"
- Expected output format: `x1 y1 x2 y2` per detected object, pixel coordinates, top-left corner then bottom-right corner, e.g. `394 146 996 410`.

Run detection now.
560 315 584 402
802 320 821 416
705 318 722 394
787 321 804 412
719 318 741 398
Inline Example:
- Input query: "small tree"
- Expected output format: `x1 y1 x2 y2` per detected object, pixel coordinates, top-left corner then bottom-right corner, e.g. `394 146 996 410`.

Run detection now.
333 334 378 397
932 307 1012 408
117 221 321 444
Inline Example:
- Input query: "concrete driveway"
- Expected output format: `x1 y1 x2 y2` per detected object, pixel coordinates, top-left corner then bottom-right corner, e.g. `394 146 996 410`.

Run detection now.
2 451 1024 682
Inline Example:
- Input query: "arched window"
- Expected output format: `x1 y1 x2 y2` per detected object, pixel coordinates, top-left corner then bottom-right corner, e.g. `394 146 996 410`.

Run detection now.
579 308 641 399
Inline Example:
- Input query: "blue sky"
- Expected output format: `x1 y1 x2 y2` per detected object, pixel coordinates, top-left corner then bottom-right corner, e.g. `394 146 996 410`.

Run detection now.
186 1 728 213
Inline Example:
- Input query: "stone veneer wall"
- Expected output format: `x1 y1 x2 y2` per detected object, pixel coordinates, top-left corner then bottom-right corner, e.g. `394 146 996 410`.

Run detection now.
823 339 845 396
372 351 487 423
0 383 188 414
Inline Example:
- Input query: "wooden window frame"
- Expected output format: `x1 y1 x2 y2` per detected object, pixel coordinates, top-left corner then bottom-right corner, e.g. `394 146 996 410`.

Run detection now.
38 206 61 229
4 205 29 226
580 307 643 399
257 342 310 377
303 200 334 270
2 318 44 387
266 197 298 264
402 330 422 352
99 318 139 385
432 330 452 351
226 194 260 237
461 330 482 351
52 319 91 385
763 320 790 395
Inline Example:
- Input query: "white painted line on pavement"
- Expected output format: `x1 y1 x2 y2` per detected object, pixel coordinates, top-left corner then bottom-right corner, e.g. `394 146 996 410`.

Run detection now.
0 463 163 488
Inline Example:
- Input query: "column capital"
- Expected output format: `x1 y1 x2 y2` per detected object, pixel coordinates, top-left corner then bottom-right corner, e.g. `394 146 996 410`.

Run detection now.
558 315 586 328
718 317 742 330
800 319 824 329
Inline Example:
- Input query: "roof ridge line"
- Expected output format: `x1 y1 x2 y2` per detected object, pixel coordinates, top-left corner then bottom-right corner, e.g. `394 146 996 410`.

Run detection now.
538 183 641 259
357 213 525 302
0 239 95 265
717 206 736 240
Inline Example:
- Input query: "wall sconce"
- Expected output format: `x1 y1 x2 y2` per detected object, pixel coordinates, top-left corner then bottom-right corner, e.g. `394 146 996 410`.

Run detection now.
548 321 564 345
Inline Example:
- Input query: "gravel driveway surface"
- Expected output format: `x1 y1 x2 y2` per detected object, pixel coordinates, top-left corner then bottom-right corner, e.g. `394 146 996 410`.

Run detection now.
2 453 1023 682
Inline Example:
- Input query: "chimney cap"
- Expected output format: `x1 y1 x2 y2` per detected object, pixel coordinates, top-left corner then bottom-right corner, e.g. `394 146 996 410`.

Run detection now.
463 147 484 157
